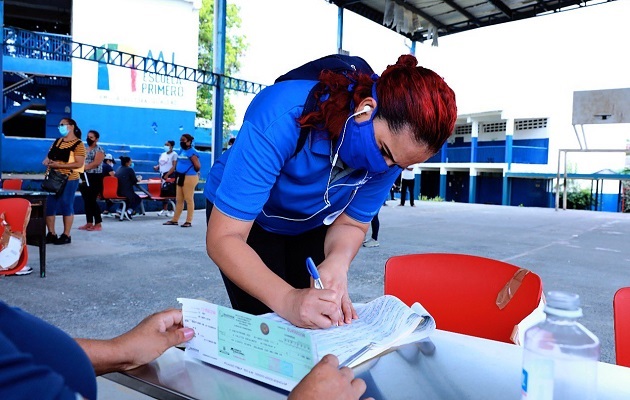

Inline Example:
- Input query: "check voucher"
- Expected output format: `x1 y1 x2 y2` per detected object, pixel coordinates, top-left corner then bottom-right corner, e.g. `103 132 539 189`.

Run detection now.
178 298 317 391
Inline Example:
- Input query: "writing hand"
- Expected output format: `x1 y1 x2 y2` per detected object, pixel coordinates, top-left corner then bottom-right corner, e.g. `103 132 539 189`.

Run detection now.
318 261 357 325
282 288 341 329
288 354 372 400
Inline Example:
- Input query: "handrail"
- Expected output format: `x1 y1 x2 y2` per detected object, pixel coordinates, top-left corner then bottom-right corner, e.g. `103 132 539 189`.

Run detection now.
2 26 266 95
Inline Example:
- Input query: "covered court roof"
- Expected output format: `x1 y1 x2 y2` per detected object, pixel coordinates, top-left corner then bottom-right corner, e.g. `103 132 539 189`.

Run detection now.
328 0 615 43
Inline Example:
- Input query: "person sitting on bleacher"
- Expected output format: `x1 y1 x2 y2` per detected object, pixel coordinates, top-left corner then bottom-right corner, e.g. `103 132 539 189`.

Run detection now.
114 156 142 220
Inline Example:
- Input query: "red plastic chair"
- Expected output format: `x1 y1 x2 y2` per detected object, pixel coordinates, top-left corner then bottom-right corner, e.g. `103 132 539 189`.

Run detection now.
614 287 630 367
384 253 543 343
0 198 31 275
2 179 23 190
147 178 176 211
102 176 128 221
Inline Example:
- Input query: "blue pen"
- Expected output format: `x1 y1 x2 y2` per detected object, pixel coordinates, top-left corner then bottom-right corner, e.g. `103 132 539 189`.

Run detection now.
306 257 325 290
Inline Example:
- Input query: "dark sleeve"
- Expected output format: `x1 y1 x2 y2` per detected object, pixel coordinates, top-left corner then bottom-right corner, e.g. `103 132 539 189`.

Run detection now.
0 303 96 400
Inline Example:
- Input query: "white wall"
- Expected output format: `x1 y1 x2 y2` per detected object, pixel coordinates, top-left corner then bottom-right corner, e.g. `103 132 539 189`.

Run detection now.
71 0 199 111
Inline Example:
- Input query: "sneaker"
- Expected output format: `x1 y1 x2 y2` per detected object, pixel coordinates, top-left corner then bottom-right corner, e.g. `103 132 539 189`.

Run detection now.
125 210 133 220
363 238 379 248
46 232 58 244
102 210 110 215
54 234 71 245
15 265 33 276
157 210 166 216
167 211 174 218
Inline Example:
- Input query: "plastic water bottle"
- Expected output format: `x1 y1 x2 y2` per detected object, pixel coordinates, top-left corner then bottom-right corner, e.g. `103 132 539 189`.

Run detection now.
521 291 600 399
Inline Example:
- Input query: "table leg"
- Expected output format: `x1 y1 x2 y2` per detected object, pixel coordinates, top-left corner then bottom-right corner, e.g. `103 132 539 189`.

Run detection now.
39 234 46 278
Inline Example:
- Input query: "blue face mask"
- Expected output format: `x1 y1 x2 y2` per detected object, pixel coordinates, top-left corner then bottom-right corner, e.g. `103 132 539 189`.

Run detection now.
58 125 68 136
130 162 135 168
336 106 388 174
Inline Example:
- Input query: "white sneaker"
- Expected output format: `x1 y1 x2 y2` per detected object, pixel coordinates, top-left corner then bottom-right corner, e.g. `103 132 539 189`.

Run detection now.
363 239 379 248
167 211 174 217
157 210 166 216
15 265 33 276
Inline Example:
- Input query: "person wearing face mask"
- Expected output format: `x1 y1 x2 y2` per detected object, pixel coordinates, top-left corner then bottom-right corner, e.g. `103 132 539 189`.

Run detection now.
78 130 105 231
154 140 178 216
42 118 86 245
163 134 201 228
204 54 457 329
114 156 142 220
100 154 117 215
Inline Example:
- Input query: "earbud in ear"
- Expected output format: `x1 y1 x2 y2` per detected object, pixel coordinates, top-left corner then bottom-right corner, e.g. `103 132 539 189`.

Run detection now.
362 105 372 114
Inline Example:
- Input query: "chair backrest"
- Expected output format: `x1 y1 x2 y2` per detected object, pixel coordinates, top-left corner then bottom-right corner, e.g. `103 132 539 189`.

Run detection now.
0 198 31 275
0 198 31 233
614 287 630 367
148 178 162 198
384 253 543 343
102 176 119 199
2 179 23 190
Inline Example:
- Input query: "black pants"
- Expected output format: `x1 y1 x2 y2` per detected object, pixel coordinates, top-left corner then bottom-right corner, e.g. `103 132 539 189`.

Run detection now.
400 178 415 206
206 200 328 315
79 173 103 224
370 212 380 240
125 193 142 212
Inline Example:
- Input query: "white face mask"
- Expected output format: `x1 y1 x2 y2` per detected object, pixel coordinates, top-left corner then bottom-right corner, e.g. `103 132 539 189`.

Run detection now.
164 146 171 152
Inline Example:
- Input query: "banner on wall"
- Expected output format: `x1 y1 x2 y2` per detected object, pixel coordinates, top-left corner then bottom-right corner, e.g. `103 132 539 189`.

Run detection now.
71 0 200 111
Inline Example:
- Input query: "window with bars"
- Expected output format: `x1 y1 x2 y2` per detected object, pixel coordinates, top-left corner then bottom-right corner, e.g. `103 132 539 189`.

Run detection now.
515 118 548 130
482 122 506 133
454 124 472 135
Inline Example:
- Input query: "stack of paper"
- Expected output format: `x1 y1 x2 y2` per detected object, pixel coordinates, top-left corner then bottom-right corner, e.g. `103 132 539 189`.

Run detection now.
178 295 435 391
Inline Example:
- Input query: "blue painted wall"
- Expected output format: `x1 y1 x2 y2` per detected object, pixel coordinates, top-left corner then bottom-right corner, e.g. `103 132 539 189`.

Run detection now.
446 172 469 203
476 174 502 205
424 139 549 164
510 179 548 207
72 103 198 146
1 135 211 183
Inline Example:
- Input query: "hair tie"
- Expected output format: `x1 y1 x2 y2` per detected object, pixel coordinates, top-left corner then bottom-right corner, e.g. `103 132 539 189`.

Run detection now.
347 83 355 92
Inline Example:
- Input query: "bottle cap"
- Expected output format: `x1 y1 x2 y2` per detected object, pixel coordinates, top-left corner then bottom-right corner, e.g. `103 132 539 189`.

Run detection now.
544 291 583 318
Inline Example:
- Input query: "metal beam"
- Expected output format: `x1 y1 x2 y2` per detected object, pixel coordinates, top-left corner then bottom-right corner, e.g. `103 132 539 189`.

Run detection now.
488 0 513 19
4 27 266 96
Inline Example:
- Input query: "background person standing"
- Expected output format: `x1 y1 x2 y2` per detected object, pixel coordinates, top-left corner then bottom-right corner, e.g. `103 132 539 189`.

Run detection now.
78 130 105 231
42 118 86 245
163 134 201 228
399 164 417 207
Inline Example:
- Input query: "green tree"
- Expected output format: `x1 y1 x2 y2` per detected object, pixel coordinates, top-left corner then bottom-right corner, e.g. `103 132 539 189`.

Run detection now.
197 0 248 139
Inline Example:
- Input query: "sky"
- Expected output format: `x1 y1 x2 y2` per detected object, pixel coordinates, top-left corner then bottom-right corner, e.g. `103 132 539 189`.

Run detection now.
228 0 630 173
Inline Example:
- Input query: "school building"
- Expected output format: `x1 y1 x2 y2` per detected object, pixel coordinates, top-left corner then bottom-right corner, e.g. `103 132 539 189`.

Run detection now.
1 0 628 212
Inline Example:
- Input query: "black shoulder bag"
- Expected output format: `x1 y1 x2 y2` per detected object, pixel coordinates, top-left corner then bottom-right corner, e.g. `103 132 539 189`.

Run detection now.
176 165 194 187
41 139 69 196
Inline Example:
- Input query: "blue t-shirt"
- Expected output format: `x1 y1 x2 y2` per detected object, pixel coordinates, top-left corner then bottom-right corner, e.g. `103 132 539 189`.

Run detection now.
0 301 96 400
204 80 401 235
176 147 199 175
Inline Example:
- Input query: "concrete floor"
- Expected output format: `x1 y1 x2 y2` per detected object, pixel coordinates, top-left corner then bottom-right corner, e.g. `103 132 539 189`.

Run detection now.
2 200 629 397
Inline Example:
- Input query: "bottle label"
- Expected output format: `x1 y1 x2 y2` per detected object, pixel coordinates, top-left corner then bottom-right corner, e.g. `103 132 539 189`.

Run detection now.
521 360 554 400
